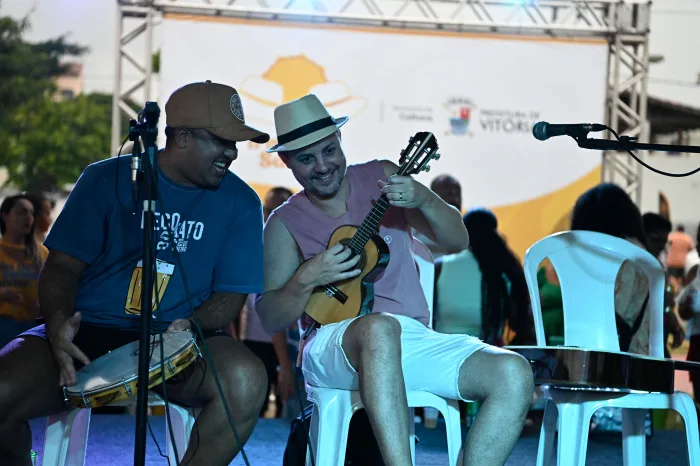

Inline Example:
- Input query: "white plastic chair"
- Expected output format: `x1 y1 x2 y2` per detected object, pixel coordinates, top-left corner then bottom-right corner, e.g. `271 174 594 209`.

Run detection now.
304 239 463 466
523 230 700 466
41 391 198 465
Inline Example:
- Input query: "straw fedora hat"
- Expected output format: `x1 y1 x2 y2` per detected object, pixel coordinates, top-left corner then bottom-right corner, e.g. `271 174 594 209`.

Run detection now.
267 94 348 153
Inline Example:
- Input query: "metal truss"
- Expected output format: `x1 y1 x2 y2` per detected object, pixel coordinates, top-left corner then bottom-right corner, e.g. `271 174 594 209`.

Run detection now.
111 2 155 152
603 2 651 206
113 0 651 203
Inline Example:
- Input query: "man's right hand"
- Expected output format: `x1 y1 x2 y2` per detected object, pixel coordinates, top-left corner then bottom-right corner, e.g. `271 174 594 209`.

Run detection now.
296 243 361 289
47 312 91 387
0 287 23 304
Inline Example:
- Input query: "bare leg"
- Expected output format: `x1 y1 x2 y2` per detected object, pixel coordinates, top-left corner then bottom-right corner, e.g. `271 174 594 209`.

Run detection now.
0 337 68 466
458 347 534 466
342 313 412 466
161 336 267 466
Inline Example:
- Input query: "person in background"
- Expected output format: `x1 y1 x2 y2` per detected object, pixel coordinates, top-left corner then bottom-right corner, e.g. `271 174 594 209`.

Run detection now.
667 224 695 289
535 262 564 345
684 226 700 287
25 193 55 243
431 175 462 212
570 184 661 434
678 223 700 400
571 184 652 355
413 174 463 259
433 207 535 428
0 195 48 348
685 249 700 287
240 187 295 418
642 213 672 266
434 207 533 346
642 212 685 357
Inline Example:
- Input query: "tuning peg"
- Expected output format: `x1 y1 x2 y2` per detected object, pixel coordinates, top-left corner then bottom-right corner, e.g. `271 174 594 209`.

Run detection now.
433 153 441 160
424 165 431 172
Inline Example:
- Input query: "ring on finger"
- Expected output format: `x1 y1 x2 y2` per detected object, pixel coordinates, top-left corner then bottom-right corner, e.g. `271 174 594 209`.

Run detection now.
399 192 403 201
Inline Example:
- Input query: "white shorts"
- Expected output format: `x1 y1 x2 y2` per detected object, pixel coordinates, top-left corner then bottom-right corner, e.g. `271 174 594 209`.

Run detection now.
301 314 490 401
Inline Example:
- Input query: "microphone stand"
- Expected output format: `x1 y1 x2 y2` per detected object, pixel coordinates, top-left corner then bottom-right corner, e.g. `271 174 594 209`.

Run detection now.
575 135 700 154
129 102 161 466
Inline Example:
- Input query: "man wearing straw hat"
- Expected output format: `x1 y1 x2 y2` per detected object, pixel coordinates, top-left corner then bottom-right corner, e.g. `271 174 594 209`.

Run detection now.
256 94 534 465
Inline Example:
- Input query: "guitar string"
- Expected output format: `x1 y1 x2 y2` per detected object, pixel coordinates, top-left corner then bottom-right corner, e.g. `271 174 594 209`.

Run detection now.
323 161 417 297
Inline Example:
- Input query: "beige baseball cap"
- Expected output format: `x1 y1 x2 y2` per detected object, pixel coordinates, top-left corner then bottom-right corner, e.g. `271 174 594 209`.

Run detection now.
165 80 270 144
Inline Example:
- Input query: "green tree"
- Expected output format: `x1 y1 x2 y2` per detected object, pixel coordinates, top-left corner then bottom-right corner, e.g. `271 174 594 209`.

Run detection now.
0 5 93 191
3 94 113 192
152 49 160 74
0 6 87 131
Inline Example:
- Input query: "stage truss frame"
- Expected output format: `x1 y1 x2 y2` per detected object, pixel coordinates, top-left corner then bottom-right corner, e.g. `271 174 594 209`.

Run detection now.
113 0 651 204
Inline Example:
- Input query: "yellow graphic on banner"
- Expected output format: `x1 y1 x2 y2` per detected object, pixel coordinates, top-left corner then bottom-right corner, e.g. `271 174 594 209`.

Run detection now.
490 166 602 261
125 259 175 315
238 55 368 167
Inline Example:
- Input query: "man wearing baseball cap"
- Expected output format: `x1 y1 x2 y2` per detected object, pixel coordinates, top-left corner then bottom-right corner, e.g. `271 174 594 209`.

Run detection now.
0 81 269 466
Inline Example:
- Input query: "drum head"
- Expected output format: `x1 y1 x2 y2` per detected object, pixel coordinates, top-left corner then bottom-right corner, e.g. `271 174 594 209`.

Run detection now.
65 331 194 394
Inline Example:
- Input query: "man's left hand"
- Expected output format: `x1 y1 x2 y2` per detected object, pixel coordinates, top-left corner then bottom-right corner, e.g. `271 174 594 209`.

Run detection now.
379 175 429 209
168 318 192 333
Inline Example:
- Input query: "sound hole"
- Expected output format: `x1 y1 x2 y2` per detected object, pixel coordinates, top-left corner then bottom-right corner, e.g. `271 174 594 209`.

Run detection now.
339 238 366 270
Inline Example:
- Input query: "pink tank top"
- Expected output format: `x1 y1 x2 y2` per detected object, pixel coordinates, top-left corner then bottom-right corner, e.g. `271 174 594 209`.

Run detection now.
272 160 430 328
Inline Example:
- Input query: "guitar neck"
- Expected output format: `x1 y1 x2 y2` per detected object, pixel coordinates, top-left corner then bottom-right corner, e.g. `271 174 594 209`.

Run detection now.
348 194 390 254
345 133 436 255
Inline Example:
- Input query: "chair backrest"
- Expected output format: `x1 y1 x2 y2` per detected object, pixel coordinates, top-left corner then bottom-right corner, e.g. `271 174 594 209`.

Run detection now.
523 230 665 357
413 238 435 329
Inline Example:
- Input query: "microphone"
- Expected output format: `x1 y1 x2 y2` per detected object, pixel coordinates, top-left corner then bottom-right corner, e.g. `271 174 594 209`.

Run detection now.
532 121 606 141
131 152 141 201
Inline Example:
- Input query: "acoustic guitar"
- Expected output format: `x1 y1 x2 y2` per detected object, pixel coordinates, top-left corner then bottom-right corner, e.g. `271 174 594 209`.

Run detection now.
505 345 700 395
304 131 441 326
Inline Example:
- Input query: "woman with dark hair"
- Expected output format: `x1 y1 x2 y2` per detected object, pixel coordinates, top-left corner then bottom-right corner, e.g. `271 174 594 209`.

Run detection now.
0 195 48 347
434 207 533 346
571 183 650 250
570 183 651 355
25 192 55 243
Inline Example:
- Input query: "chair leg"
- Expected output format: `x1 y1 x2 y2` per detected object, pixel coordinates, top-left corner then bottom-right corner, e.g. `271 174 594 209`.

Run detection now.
42 409 91 466
165 403 197 463
536 398 558 466
671 393 700 466
409 407 416 465
306 402 353 466
555 402 591 466
622 409 647 466
441 399 462 466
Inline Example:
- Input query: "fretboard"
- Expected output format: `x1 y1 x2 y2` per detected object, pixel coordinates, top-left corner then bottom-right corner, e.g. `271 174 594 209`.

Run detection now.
347 194 390 254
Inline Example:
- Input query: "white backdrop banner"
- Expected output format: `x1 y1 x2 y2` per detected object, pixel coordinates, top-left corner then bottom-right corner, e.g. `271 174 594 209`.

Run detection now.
160 15 608 257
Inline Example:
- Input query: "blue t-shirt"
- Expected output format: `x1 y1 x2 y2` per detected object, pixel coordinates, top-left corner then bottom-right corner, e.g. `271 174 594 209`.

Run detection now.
45 154 264 330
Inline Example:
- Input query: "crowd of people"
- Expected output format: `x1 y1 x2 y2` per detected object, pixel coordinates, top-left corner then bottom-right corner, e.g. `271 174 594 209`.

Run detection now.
0 79 697 465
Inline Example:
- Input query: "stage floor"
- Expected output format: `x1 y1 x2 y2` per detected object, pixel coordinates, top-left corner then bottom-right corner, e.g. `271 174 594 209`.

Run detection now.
29 414 692 465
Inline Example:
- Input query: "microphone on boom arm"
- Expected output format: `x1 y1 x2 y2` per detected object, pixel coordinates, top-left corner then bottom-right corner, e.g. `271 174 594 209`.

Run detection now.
532 121 606 141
